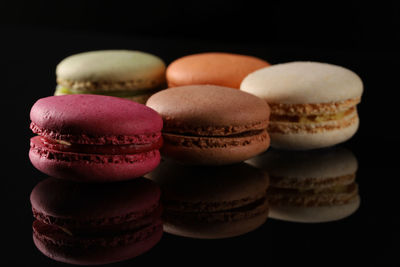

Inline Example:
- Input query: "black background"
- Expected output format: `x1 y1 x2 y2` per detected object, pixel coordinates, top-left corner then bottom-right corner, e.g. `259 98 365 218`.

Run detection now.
2 1 399 266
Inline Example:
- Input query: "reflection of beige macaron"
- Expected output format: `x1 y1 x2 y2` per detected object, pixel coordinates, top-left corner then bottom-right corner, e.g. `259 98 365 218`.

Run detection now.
241 62 363 150
55 50 166 104
145 161 269 239
246 147 360 223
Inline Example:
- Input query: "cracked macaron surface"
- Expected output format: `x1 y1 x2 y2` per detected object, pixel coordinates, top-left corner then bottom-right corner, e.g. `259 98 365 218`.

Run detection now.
241 61 363 150
146 85 270 165
29 94 163 182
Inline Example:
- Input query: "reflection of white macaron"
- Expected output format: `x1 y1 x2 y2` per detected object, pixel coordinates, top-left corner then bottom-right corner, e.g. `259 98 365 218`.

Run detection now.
269 196 360 223
241 62 363 150
246 147 360 223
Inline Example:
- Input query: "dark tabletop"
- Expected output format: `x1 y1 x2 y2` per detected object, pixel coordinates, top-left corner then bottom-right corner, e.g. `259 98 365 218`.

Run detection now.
2 1 399 266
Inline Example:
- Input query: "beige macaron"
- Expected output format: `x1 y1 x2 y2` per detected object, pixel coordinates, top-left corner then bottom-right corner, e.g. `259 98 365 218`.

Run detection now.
240 61 363 150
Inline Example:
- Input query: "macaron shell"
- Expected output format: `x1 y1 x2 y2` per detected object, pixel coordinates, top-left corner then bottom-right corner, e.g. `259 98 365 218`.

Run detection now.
269 118 359 150
56 50 166 84
146 85 270 132
161 132 270 165
29 148 160 182
166 52 270 88
33 222 163 265
269 195 360 223
240 61 363 104
30 94 163 138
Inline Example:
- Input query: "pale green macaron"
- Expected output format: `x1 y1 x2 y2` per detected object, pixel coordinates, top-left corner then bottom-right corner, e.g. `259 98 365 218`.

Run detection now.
55 50 166 104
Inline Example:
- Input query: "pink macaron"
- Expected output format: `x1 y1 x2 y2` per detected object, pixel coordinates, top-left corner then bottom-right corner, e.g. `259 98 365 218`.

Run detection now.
29 94 163 182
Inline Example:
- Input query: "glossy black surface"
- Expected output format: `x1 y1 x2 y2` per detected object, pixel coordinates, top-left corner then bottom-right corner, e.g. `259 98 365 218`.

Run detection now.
3 2 398 266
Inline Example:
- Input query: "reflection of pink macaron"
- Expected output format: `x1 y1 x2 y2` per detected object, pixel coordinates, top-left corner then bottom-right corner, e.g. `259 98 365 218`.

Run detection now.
30 177 163 265
29 94 163 182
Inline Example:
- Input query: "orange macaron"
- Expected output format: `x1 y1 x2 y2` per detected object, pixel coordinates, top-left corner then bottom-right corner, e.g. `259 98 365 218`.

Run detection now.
166 52 270 88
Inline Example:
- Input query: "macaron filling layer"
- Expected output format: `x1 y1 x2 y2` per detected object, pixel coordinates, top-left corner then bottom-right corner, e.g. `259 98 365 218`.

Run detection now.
267 98 360 135
268 111 358 134
269 174 356 190
164 192 267 213
33 219 162 248
164 128 266 139
30 122 161 145
32 203 162 231
270 107 356 124
164 196 269 223
55 85 162 98
265 96 360 134
163 129 269 148
268 98 361 115
31 145 159 165
31 136 163 155
268 182 358 206
269 182 357 195
30 136 161 165
57 74 166 91
162 120 269 136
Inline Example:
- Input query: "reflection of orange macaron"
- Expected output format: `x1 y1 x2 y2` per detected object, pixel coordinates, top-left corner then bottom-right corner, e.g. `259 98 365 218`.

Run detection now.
166 52 270 88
